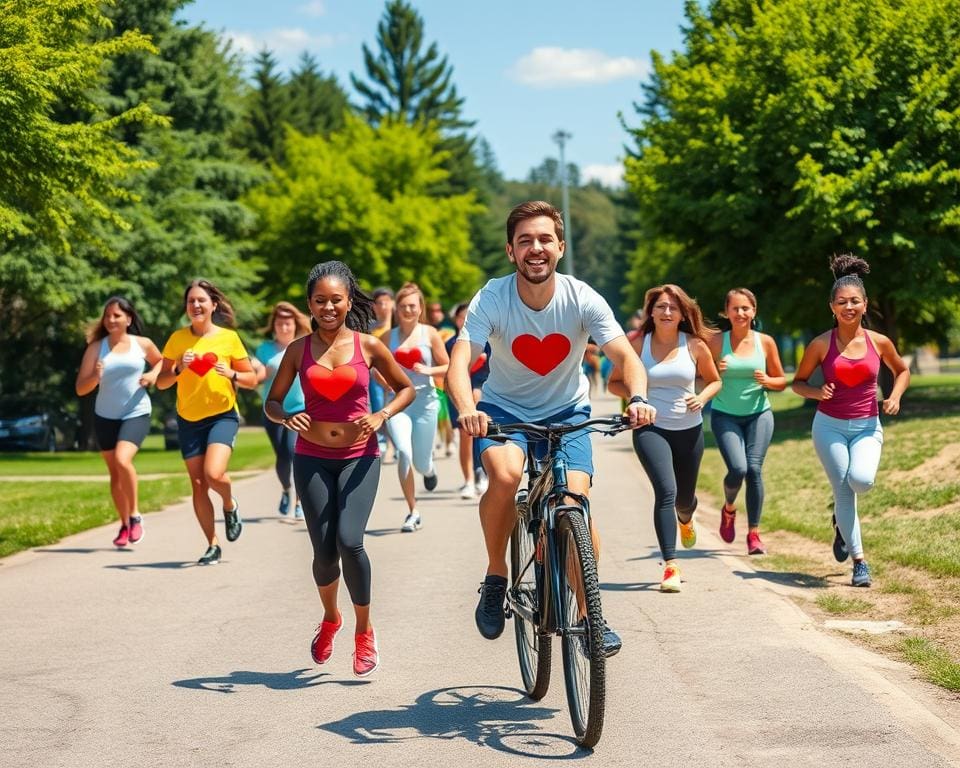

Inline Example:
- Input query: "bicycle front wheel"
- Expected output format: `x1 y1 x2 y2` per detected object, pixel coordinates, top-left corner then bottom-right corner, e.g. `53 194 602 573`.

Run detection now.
510 499 551 700
557 509 605 748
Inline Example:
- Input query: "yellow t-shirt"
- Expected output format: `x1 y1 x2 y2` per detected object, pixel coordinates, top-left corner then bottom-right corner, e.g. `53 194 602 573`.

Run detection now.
162 326 248 421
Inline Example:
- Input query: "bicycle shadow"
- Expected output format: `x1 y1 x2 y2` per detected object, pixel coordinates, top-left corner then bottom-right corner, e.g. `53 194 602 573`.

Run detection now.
319 685 589 758
172 668 367 693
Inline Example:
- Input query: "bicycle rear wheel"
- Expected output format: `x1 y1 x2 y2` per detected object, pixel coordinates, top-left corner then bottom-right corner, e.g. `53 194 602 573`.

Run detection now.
556 508 605 748
509 495 551 700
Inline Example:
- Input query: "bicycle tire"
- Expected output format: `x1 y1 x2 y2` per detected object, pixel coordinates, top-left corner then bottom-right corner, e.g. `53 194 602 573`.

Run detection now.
556 509 605 748
509 496 551 700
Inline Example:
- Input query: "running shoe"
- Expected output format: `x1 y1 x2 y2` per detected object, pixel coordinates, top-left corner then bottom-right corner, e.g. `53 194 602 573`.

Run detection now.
660 563 682 593
353 627 380 677
852 560 872 588
197 544 222 565
128 516 144 544
459 482 477 500
747 530 767 555
293 503 304 520
475 575 507 639
601 622 622 658
423 472 438 492
832 514 849 563
113 524 130 548
401 510 421 532
224 497 242 542
719 504 736 543
310 613 343 665
678 516 697 549
278 491 290 516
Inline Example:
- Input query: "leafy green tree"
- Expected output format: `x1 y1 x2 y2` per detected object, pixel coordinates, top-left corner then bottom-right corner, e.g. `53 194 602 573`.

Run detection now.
246 115 483 303
286 52 350 137
625 0 960 345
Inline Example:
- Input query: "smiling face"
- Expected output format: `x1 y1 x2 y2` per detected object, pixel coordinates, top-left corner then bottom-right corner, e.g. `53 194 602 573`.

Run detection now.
102 302 132 336
309 276 351 332
185 286 216 326
506 215 564 285
831 285 867 327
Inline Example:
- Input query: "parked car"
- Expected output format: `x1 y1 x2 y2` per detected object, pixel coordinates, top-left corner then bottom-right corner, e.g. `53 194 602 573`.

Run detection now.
0 402 79 452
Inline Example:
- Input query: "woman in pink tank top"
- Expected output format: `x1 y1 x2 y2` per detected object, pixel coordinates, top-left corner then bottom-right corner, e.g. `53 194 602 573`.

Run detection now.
792 255 909 588
264 261 414 678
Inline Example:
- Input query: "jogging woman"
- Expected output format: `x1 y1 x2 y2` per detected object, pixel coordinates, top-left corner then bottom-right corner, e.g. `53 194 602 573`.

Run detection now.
256 302 311 519
383 283 449 532
792 255 909 587
707 289 787 555
157 280 255 565
264 261 414 678
76 297 163 547
609 284 721 593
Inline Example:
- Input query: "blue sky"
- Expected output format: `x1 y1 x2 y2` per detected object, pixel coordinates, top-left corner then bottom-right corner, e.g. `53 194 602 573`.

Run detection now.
178 1 688 184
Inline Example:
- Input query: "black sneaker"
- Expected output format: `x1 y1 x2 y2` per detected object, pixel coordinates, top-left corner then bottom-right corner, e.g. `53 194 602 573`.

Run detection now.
198 544 222 565
832 514 848 563
475 575 507 639
224 497 242 542
424 472 438 492
601 622 622 658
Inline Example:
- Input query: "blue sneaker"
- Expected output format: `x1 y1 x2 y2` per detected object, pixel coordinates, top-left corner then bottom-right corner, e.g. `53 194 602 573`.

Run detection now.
279 491 290 516
293 503 304 520
852 560 872 587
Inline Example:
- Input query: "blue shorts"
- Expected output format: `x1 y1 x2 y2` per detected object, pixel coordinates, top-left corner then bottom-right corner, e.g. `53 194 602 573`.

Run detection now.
177 411 239 459
475 402 594 477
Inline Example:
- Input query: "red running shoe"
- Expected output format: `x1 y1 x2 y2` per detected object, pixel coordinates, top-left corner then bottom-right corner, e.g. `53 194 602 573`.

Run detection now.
719 505 736 543
310 614 343 665
113 525 129 548
128 516 144 544
353 627 380 677
747 530 767 555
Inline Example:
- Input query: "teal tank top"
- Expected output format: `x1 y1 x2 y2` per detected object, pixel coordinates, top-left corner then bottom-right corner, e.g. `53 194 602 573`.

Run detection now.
712 331 770 416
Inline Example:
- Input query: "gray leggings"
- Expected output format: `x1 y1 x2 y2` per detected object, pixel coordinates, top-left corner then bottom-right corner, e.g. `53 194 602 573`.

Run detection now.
632 424 704 561
709 409 775 528
293 454 381 605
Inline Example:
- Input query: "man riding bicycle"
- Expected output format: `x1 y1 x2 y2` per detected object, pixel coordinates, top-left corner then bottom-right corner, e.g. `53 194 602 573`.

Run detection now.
446 200 656 655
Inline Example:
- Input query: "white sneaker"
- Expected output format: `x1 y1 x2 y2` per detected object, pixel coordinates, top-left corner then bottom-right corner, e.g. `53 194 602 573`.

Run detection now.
459 482 477 500
401 510 421 533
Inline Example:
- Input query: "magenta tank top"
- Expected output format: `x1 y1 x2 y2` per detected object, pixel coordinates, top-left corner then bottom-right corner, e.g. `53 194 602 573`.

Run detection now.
818 329 880 419
296 332 378 459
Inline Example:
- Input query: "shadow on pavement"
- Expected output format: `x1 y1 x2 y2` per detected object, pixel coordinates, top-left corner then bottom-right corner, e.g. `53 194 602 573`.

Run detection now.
733 569 829 589
319 685 588 758
173 668 364 693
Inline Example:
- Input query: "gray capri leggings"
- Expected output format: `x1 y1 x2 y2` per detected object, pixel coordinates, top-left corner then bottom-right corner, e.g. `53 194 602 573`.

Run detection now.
709 408 775 528
293 454 381 606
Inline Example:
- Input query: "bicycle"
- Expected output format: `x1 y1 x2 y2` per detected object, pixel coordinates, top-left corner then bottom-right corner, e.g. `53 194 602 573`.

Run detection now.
486 415 631 749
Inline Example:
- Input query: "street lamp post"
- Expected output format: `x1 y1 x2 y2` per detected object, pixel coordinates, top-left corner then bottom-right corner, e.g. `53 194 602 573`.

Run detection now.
552 129 574 277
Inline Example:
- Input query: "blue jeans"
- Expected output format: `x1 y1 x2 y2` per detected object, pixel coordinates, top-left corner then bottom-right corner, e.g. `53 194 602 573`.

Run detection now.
710 409 774 527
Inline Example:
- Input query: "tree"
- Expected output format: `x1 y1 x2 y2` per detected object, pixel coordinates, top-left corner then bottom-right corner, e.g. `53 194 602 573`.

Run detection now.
624 0 960 346
286 52 350 137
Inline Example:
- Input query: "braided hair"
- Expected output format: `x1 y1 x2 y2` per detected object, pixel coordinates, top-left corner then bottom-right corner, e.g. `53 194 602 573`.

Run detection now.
306 261 375 333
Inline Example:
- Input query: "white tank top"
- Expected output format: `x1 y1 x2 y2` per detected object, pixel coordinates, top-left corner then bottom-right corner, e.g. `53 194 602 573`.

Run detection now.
640 332 701 431
95 337 151 420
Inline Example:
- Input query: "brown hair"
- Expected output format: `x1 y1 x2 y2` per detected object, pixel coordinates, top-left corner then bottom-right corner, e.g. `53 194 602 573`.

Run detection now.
506 200 564 244
639 284 715 342
265 301 310 338
183 279 236 328
395 282 426 323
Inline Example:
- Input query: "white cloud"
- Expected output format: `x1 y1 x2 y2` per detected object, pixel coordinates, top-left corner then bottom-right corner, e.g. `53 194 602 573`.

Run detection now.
226 28 338 57
582 163 625 188
510 47 649 87
297 0 326 16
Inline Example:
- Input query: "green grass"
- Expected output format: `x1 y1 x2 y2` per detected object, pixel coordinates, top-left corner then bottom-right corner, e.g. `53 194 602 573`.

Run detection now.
901 637 960 691
816 594 875 615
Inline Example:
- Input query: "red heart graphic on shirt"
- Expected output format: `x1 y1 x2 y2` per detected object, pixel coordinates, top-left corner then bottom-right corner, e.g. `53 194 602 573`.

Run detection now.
469 353 487 375
511 334 571 376
833 356 872 388
394 347 423 370
305 364 357 401
188 352 218 376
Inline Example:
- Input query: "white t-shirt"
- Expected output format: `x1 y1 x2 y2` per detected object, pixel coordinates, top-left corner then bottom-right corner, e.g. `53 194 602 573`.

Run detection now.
459 273 624 421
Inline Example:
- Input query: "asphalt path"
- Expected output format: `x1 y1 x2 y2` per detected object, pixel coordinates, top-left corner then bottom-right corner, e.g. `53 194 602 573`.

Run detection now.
3 393 959 767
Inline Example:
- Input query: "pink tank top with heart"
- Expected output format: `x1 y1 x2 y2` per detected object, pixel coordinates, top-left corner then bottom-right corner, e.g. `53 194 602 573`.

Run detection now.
818 329 880 419
296 332 378 459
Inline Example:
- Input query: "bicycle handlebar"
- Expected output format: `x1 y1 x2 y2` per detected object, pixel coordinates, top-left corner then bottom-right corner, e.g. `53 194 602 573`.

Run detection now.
486 415 630 439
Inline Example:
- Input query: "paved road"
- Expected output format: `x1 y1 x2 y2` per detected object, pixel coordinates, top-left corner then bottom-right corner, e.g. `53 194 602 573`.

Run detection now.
3 393 959 767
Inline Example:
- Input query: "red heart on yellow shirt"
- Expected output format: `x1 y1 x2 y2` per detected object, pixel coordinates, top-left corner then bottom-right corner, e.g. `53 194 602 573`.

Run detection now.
306 364 357 401
394 347 423 370
511 334 571 376
188 352 218 376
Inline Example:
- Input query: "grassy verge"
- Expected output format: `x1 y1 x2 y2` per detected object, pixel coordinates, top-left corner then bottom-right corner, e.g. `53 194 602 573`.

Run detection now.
699 373 960 690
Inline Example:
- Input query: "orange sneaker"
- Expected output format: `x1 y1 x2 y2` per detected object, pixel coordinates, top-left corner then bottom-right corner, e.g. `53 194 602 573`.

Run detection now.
660 563 682 593
353 627 380 677
310 614 342 665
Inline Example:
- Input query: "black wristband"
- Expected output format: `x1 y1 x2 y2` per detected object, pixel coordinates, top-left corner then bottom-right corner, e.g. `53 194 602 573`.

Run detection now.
629 394 649 406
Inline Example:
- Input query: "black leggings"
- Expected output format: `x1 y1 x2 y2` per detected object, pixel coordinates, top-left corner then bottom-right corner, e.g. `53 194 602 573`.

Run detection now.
632 424 704 561
293 454 381 605
264 420 296 490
